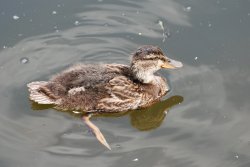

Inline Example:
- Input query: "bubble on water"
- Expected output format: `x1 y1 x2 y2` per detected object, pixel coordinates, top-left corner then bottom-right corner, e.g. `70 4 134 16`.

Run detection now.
138 32 142 35
20 57 29 64
52 11 57 15
13 15 20 20
194 57 198 60
3 45 7 49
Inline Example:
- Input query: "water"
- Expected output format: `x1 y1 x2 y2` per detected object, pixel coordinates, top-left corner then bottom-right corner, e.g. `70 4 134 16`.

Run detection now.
0 0 250 166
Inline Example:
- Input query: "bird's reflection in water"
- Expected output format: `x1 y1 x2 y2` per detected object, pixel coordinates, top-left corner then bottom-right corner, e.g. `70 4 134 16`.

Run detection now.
31 95 183 148
130 95 183 131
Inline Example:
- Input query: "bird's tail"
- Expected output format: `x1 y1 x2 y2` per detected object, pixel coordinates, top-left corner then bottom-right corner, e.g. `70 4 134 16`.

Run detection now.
27 81 59 105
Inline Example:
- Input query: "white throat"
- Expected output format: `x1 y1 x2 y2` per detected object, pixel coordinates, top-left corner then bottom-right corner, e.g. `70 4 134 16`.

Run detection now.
131 62 160 83
135 70 155 83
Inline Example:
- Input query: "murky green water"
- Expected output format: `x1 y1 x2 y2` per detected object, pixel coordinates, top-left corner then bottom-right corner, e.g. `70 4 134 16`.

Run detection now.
1 0 250 166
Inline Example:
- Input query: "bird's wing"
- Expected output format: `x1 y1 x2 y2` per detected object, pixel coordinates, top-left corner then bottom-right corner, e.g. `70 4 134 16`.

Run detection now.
96 76 142 112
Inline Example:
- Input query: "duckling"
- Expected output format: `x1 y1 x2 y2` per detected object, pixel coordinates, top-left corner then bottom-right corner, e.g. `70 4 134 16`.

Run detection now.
27 45 183 150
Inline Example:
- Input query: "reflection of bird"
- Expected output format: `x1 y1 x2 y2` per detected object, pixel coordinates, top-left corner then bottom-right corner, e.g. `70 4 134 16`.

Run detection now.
130 95 183 131
27 45 183 150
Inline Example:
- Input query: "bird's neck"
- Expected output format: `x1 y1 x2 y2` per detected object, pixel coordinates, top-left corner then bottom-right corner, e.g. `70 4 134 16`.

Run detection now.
131 64 157 84
134 71 156 83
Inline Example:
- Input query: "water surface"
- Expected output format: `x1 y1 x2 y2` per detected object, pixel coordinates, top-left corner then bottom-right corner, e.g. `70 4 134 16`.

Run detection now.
0 0 250 166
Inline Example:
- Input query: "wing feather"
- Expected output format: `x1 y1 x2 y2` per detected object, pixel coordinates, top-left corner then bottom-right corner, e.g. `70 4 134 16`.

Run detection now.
97 76 142 112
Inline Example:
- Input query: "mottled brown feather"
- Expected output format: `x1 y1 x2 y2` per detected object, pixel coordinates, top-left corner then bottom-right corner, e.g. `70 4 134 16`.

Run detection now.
27 45 177 113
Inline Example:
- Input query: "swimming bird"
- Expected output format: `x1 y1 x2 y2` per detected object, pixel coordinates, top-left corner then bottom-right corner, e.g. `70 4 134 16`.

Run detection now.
27 45 183 150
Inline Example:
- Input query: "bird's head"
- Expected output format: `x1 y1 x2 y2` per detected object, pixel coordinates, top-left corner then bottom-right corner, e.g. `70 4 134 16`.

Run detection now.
131 45 183 83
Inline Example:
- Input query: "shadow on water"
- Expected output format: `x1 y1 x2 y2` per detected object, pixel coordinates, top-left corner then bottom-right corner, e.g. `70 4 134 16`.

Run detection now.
31 95 184 131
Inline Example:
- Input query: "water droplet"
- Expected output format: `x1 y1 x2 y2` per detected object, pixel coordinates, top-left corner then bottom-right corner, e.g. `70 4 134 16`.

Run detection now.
194 57 198 60
52 11 57 15
165 31 171 37
158 20 164 29
74 21 80 25
208 23 212 28
72 110 81 114
138 32 142 35
13 15 20 20
234 154 239 159
114 144 121 149
3 45 6 49
103 23 109 27
185 6 191 12
132 158 139 162
20 57 29 64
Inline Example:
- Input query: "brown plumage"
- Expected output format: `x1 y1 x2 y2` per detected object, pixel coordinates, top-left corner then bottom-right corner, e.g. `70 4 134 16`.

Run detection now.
27 45 183 113
27 45 183 150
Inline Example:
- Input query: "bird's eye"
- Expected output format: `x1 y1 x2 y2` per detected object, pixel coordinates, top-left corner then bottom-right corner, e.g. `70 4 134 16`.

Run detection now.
167 59 171 63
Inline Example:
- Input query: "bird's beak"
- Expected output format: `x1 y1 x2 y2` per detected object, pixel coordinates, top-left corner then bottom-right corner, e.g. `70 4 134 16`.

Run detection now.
161 58 183 69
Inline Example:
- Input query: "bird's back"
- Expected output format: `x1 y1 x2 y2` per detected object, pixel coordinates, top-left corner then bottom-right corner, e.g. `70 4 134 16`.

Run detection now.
51 64 131 92
28 64 133 111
